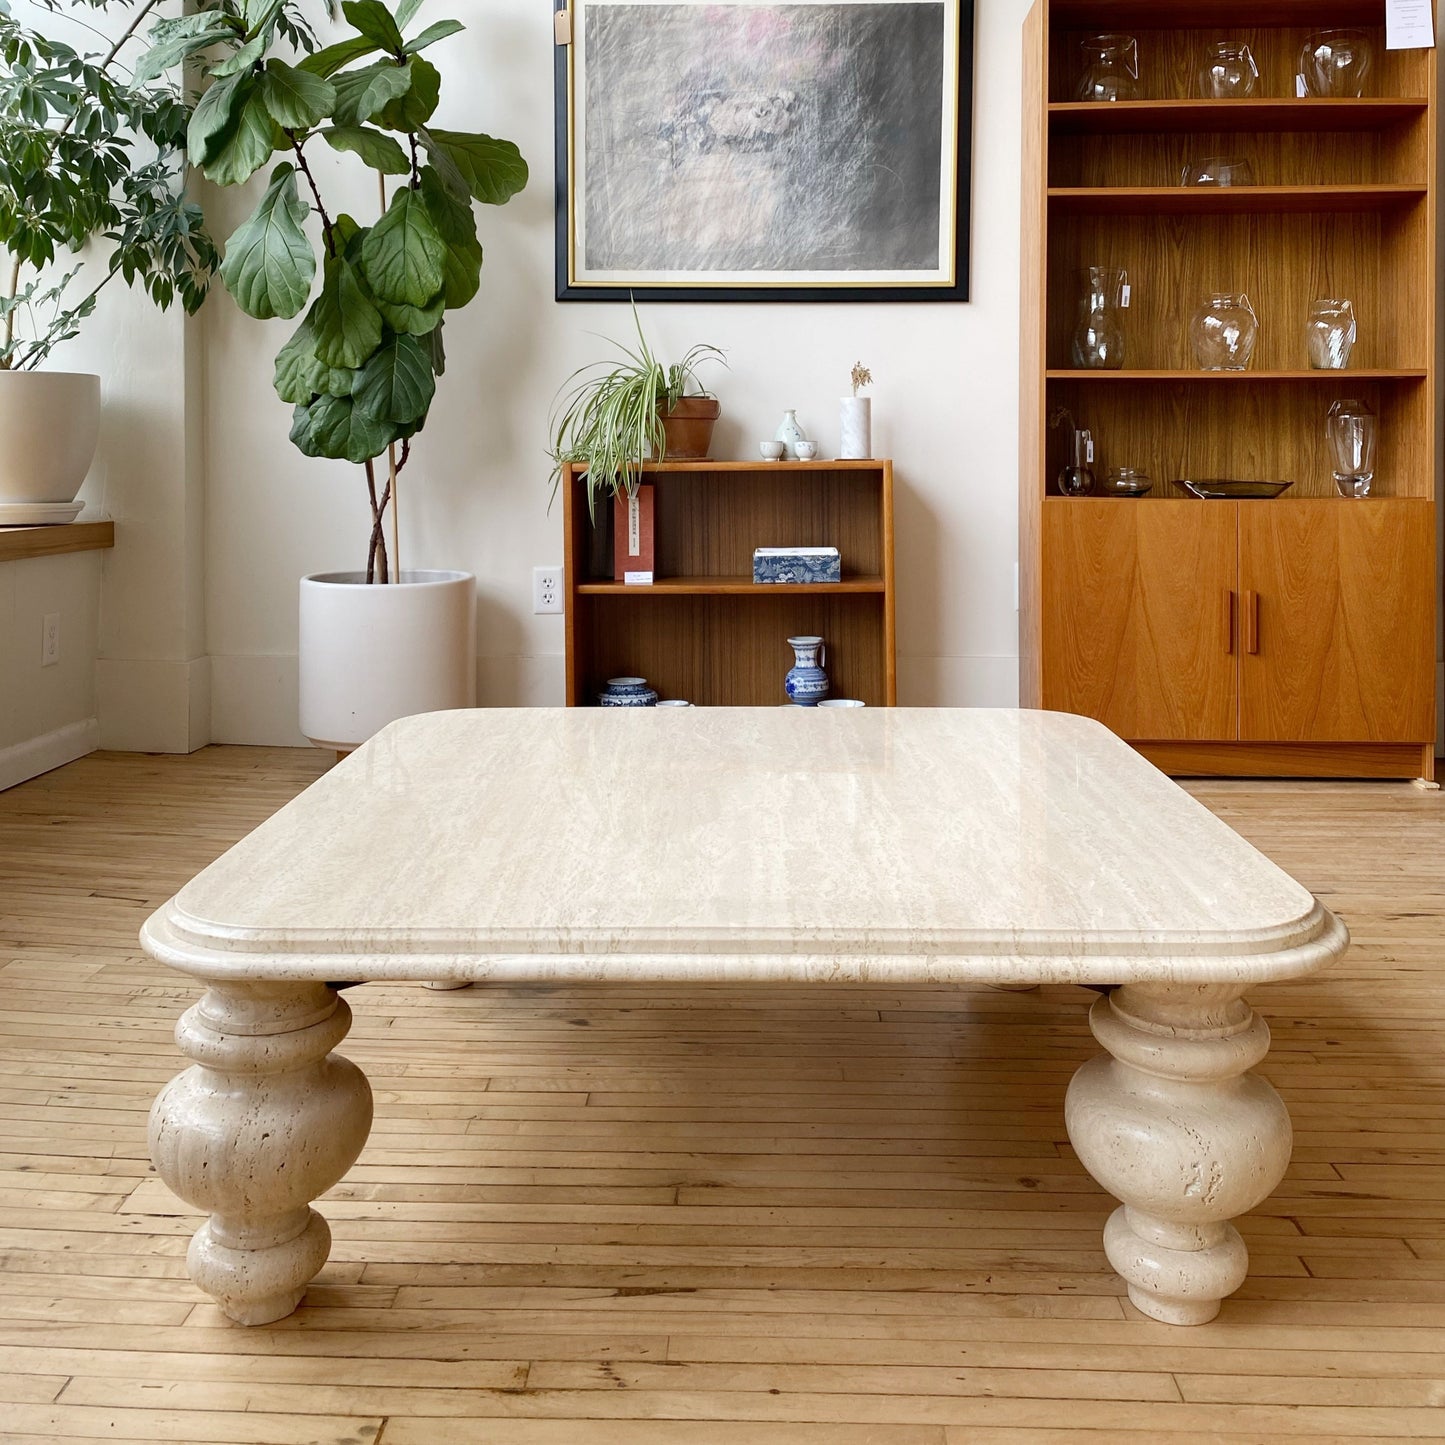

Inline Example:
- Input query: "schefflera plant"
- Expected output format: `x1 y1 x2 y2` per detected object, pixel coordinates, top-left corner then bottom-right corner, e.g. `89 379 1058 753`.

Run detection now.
140 0 526 580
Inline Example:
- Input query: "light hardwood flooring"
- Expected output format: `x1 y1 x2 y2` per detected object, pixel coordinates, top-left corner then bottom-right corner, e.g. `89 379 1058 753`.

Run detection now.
1 746 1443 1443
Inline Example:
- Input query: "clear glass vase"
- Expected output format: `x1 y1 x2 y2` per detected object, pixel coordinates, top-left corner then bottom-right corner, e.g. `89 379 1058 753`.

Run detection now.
1327 399 1377 497
1180 155 1255 187
1305 298 1357 370
1198 41 1258 98
1058 428 1096 496
1190 293 1259 371
1071 266 1129 370
1298 29 1374 97
1077 34 1139 102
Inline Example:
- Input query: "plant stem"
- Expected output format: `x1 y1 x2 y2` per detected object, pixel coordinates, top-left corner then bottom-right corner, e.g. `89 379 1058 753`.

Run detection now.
2 256 20 359
364 458 389 583
292 136 337 256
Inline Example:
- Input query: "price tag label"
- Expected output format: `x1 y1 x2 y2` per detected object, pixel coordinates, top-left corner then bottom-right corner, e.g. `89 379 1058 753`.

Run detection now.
1120 282 1131 308
1386 0 1435 50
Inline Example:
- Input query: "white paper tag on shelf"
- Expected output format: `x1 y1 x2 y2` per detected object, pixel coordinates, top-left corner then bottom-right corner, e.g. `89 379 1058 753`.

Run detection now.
1120 283 1131 307
623 571 654 586
1386 0 1435 49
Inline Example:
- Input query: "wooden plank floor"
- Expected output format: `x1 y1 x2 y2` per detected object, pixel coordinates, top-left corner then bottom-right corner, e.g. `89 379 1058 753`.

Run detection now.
1 746 1443 1443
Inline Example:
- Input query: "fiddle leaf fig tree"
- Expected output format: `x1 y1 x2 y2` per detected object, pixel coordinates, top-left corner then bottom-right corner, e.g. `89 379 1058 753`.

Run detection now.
142 0 526 582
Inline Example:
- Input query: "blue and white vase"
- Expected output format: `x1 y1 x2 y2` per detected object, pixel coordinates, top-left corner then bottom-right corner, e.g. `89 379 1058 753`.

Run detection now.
784 636 829 705
774 409 808 461
599 676 659 707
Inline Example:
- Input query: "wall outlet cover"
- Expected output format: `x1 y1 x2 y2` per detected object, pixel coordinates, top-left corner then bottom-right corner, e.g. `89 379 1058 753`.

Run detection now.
533 566 563 614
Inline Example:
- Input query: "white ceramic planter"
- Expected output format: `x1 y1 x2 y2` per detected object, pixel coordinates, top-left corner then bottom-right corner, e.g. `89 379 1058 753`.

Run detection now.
299 570 476 751
0 370 101 503
839 396 872 459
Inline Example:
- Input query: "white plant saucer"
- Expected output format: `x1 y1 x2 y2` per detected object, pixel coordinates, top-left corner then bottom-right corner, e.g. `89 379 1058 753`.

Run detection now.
0 501 84 526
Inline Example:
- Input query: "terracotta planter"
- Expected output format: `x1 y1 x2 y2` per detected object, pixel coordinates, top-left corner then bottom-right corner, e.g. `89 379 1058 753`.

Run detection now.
660 395 720 459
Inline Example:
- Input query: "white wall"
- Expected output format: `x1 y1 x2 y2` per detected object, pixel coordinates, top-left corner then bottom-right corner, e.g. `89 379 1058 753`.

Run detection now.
207 0 1031 743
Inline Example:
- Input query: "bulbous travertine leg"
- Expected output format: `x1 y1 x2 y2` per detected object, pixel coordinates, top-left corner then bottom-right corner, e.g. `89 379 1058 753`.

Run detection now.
149 981 373 1325
424 979 471 990
1064 982 1291 1325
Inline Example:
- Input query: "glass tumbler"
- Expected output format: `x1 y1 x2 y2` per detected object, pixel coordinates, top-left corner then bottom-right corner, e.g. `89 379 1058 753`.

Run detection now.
1305 299 1357 370
1298 29 1374 97
1077 34 1139 102
1181 155 1256 187
1190 293 1259 371
1327 399 1377 497
1198 41 1259 98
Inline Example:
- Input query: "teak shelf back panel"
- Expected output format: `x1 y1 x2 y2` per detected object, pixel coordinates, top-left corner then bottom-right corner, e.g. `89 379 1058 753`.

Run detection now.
1046 209 1429 371
1046 377 1431 499
1048 24 1428 102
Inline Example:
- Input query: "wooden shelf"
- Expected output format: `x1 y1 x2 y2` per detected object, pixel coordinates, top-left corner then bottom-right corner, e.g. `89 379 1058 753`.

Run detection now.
1048 98 1428 134
0 519 113 563
1048 184 1426 214
1046 369 1428 381
577 575 886 597
1049 1 1396 25
570 459 887 477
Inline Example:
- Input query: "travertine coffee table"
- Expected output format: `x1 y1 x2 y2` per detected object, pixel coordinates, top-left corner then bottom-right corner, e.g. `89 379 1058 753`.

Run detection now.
142 709 1345 1327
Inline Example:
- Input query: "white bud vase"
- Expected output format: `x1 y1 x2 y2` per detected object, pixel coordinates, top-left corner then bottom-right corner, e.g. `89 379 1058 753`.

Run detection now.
774 409 808 460
839 396 871 459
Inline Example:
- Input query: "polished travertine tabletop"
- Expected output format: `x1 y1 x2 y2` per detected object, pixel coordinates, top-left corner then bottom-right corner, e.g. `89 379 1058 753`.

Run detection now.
144 708 1339 983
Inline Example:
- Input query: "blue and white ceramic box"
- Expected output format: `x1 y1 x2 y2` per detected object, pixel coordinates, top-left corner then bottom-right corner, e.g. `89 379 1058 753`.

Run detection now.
752 547 842 585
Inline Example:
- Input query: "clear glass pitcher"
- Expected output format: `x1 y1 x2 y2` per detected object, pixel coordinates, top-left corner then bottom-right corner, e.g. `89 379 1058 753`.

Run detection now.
1326 399 1377 497
1198 41 1259 98
1190 292 1259 371
1077 34 1139 102
1305 298 1357 370
1071 266 1129 370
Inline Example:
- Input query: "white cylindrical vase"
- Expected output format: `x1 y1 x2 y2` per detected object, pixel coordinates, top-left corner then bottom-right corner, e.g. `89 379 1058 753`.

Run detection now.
299 570 476 751
839 396 872 459
0 370 100 503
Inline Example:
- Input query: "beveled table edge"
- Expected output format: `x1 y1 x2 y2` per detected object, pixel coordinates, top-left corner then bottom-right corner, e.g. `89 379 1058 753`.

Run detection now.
140 896 1348 986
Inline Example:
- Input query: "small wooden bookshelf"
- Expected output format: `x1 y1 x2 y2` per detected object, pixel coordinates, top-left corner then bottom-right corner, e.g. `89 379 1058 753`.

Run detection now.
561 460 896 708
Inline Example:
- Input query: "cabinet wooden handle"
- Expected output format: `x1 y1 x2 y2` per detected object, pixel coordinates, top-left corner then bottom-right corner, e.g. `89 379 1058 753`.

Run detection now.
1243 590 1259 655
1222 589 1235 654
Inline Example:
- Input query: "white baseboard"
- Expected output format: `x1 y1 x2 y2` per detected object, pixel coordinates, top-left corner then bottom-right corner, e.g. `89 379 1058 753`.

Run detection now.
0 718 99 791
96 656 210 753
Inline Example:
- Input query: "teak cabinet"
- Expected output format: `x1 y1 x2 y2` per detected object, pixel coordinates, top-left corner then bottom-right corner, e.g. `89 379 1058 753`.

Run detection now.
562 461 896 708
1020 0 1438 778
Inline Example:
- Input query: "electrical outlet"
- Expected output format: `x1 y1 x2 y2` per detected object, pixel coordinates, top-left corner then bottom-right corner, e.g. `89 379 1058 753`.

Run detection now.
41 612 60 667
533 565 563 614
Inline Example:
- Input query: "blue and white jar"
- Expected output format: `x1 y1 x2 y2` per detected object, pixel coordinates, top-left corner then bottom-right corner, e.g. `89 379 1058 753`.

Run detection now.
784 636 829 705
599 676 659 707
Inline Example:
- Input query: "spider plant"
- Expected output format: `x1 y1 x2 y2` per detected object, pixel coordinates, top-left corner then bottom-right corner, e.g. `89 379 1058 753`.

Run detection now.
549 304 724 515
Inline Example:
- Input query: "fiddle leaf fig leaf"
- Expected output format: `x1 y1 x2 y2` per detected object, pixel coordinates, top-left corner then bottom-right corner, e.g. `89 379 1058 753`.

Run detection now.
423 129 528 205
273 312 328 403
323 125 410 175
136 13 240 83
403 19 464 54
396 0 426 29
188 70 248 166
203 80 281 186
219 162 314 320
290 392 399 463
331 59 412 126
309 256 384 368
374 291 445 335
259 60 336 130
342 0 406 54
418 165 482 307
299 35 382 78
354 330 435 425
377 55 439 129
360 186 446 308
211 33 268 78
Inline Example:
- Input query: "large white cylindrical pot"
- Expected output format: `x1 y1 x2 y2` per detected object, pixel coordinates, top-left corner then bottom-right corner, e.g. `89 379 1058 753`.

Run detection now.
838 396 872 459
299 570 476 751
0 370 101 503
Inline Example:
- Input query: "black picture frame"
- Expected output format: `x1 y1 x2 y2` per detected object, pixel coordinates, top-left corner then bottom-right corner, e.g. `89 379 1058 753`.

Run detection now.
553 0 975 303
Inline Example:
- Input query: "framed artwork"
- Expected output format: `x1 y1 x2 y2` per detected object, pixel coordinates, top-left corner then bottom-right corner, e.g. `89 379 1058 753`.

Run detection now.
553 0 975 302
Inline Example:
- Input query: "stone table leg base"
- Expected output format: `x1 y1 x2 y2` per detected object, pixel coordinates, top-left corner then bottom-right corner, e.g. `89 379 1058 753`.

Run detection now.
424 980 471 990
1065 982 1292 1326
150 981 373 1325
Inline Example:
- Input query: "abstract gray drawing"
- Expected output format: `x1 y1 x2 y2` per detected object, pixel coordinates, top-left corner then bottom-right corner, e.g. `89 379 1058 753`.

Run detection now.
580 3 949 276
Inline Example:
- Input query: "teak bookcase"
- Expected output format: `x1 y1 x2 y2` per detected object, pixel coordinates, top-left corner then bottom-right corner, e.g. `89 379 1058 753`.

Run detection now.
1020 0 1438 779
562 460 896 708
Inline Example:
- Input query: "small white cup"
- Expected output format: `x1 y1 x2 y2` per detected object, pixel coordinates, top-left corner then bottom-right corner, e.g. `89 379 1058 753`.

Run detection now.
759 441 786 460
655 699 692 707
795 441 819 460
817 698 865 708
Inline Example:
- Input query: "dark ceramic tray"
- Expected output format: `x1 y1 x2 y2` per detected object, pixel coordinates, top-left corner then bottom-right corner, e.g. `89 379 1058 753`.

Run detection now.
1175 479 1294 500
